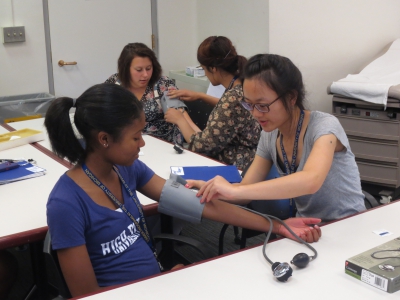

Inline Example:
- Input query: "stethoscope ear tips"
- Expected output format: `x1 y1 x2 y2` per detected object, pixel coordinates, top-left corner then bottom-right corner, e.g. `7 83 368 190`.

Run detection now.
291 253 310 268
272 262 293 282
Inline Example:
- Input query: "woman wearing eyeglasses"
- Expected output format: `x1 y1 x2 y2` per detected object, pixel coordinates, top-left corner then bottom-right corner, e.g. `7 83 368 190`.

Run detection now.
192 54 366 222
164 36 261 170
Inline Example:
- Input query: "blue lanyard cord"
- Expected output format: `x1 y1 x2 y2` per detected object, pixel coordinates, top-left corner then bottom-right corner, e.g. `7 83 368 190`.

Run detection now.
82 163 151 245
225 75 238 92
280 110 305 175
279 110 305 216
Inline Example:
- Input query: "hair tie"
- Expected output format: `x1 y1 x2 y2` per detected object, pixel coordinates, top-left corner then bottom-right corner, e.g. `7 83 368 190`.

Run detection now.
72 98 77 107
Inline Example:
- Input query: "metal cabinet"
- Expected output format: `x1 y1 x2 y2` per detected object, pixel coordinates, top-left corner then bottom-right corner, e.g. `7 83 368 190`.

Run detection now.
332 95 400 188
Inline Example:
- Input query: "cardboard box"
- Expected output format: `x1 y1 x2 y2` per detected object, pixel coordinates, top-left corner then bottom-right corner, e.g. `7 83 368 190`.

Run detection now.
0 128 45 151
185 66 205 77
345 236 400 293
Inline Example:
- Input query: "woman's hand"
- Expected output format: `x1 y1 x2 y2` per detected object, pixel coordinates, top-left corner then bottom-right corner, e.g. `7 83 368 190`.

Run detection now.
185 179 206 190
277 218 322 243
164 108 185 125
196 175 238 203
168 89 201 102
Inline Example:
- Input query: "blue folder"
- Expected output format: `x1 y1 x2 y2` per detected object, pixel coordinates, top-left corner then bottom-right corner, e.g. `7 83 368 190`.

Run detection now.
0 160 46 184
170 165 242 183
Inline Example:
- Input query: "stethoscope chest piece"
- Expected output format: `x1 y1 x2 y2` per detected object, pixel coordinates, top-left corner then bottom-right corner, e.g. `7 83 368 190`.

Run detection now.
272 262 293 282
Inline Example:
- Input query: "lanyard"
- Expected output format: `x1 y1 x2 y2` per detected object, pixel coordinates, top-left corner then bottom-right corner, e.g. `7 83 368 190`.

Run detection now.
225 75 238 92
279 110 305 216
82 163 151 245
280 110 304 175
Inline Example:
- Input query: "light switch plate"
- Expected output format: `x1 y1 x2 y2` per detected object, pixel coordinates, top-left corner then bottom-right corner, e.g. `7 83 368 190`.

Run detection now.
3 26 26 43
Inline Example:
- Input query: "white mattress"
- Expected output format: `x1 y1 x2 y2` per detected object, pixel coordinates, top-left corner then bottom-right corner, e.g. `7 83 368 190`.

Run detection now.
329 39 400 107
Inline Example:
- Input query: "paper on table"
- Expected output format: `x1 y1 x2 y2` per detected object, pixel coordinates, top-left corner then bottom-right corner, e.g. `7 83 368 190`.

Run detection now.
0 160 46 185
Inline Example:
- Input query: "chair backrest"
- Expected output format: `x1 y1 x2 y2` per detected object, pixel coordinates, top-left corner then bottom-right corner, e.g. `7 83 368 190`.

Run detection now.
43 231 71 299
363 190 380 209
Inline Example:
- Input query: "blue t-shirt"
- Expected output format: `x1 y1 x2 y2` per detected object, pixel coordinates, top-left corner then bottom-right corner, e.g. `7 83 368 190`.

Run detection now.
47 160 160 287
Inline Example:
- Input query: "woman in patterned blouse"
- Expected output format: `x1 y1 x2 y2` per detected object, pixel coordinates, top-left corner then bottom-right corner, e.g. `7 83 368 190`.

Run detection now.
105 43 199 145
165 36 261 170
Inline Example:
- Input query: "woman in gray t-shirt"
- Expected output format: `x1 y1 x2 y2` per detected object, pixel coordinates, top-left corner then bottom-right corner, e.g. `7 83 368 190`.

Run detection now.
193 54 366 222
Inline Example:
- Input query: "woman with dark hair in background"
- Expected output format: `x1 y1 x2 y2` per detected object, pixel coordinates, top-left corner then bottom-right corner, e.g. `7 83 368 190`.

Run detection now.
105 42 199 144
165 36 261 170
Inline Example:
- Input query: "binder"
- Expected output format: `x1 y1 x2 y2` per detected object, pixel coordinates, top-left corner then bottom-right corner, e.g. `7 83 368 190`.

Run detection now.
0 160 46 184
170 165 242 183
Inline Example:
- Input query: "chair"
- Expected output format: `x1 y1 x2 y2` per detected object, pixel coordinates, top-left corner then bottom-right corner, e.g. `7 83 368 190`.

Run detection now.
43 226 214 299
218 164 293 255
43 231 71 300
363 190 380 209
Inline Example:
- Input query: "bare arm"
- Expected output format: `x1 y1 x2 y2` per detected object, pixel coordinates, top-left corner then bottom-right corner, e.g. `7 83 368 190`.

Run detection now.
202 199 321 243
198 134 338 203
168 89 219 106
138 174 166 201
57 245 106 297
182 110 201 133
164 108 198 143
138 174 321 242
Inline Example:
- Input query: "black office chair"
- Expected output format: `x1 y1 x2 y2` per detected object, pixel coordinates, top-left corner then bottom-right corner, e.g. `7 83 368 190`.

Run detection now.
43 231 71 300
363 190 380 209
43 227 214 299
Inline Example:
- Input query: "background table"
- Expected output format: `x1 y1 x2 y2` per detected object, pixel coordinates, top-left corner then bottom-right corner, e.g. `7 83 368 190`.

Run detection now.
7 117 226 203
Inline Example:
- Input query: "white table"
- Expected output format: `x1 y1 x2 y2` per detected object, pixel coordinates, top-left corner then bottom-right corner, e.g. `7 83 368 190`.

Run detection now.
7 117 225 203
78 201 400 299
0 142 68 248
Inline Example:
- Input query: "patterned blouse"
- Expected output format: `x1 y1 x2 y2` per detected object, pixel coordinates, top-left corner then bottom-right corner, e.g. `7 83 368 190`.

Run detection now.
188 84 261 170
105 74 184 145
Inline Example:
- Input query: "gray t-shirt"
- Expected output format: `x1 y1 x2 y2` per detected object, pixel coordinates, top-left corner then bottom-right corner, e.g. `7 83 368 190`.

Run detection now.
256 111 366 222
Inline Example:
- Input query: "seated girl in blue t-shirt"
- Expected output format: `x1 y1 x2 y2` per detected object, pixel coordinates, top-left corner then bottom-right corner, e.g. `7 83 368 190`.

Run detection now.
45 83 321 297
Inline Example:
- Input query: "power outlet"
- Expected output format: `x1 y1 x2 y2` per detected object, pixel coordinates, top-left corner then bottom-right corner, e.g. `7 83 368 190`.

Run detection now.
3 26 26 43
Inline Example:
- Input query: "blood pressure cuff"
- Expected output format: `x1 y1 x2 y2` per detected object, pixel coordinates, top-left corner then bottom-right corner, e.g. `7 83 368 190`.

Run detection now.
154 83 187 113
160 93 187 114
158 178 204 224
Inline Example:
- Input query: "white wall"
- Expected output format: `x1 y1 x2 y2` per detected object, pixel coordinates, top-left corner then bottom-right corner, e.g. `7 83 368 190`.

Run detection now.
196 0 269 59
0 0 48 97
269 0 400 113
157 0 198 75
1 0 400 114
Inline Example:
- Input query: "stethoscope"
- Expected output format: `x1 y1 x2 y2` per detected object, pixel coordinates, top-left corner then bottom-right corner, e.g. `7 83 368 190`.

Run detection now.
371 248 400 271
239 206 318 282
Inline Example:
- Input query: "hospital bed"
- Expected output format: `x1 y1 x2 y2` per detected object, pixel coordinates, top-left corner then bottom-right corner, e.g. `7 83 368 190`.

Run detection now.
328 39 400 201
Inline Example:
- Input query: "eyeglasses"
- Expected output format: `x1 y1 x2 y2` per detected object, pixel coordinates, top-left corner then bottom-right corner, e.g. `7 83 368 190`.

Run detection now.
240 96 281 113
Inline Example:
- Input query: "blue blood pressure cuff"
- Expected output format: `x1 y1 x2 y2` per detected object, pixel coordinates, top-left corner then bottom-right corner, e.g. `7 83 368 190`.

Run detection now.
158 175 204 224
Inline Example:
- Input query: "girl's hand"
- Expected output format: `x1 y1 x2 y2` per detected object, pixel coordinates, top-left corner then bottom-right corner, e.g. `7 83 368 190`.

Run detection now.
196 175 238 203
164 108 185 125
168 89 200 102
277 218 322 243
185 179 206 190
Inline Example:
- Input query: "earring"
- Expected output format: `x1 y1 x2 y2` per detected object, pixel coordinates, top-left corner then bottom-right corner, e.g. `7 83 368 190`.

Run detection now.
103 143 108 148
